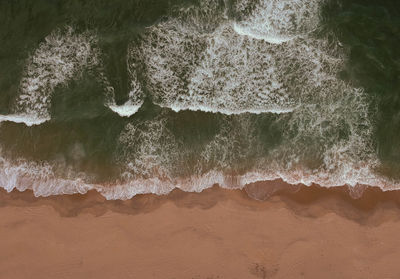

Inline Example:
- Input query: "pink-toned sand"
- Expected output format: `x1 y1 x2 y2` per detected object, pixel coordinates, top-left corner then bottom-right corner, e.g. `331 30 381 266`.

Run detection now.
1 182 400 279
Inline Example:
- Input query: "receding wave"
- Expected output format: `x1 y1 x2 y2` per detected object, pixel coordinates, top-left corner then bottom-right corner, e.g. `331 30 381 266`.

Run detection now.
0 149 399 200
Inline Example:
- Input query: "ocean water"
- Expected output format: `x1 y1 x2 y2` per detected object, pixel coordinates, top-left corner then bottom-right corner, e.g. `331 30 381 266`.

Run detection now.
0 0 399 199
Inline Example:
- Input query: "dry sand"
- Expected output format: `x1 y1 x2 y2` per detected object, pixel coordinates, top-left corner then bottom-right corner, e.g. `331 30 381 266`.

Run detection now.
1 181 400 279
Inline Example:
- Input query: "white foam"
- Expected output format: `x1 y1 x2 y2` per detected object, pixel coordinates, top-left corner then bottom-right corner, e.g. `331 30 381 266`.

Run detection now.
0 154 96 197
107 43 144 117
0 114 49 126
168 103 294 115
108 100 143 117
233 23 294 44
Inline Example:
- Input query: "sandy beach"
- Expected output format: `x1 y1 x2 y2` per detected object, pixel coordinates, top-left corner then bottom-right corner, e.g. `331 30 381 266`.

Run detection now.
1 182 400 279
1 0 399 278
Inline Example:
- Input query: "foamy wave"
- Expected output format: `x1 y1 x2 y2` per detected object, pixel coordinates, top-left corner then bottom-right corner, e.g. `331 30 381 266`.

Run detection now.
133 0 337 115
1 152 399 201
107 48 144 117
0 108 397 200
108 100 143 117
0 114 49 126
167 103 294 115
231 0 323 42
11 27 101 123
7 26 143 124
0 155 95 197
135 1 302 115
232 23 294 44
4 0 328 120
98 167 400 200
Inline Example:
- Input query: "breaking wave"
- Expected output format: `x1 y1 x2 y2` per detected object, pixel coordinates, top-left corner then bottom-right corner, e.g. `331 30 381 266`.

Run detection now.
0 27 100 125
232 0 324 43
1 147 398 200
0 27 143 126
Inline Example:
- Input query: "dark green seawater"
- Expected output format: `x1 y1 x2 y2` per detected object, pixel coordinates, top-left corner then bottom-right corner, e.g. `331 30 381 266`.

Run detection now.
0 0 399 199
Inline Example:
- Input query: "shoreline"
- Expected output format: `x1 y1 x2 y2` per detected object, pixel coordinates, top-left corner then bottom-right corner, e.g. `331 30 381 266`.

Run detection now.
1 182 400 278
2 180 400 219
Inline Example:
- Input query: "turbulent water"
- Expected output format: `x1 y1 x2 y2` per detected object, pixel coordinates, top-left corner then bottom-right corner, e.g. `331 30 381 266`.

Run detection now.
0 0 399 199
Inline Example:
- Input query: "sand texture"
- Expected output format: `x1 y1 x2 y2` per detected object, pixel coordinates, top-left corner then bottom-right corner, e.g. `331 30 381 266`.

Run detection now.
1 183 400 279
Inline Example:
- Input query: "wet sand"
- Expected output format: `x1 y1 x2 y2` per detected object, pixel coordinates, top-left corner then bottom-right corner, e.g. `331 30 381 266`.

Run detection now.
1 181 400 278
